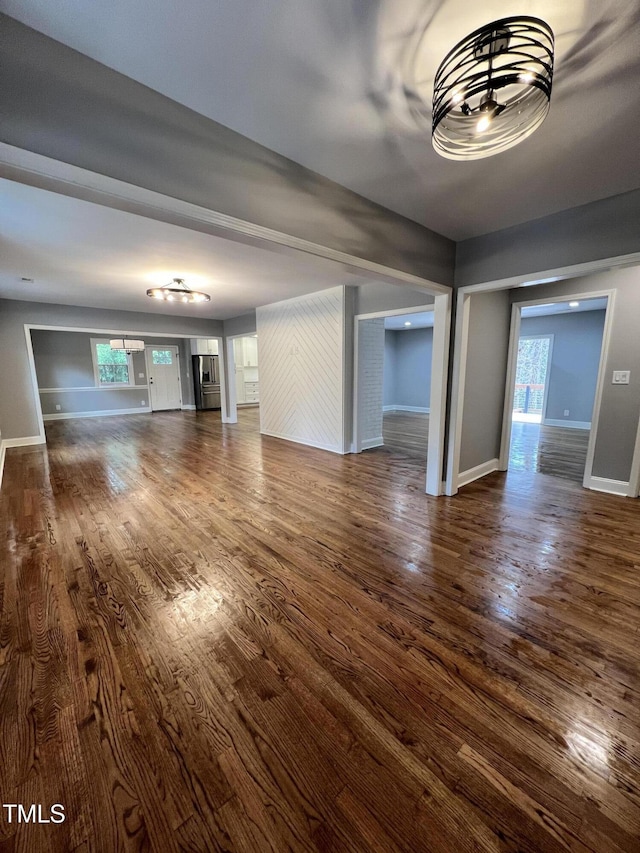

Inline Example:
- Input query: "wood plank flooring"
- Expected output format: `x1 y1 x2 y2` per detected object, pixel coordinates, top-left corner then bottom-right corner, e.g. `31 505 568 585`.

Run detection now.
1 408 639 852
509 422 590 483
381 411 429 460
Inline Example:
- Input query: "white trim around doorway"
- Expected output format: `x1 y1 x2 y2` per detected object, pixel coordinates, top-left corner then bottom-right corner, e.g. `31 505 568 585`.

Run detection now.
445 288 620 495
503 291 615 489
22 325 227 445
352 293 450 496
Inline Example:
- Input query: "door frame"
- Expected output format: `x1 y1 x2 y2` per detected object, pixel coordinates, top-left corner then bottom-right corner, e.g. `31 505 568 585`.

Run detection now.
23 326 228 442
498 290 615 485
145 344 182 411
445 247 640 497
352 292 451 496
224 332 260 427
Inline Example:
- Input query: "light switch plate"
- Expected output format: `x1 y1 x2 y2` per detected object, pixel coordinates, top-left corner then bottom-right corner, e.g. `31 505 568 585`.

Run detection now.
612 370 630 384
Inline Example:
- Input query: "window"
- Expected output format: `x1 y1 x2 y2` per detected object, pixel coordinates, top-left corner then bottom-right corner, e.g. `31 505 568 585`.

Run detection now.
152 350 173 364
91 339 133 386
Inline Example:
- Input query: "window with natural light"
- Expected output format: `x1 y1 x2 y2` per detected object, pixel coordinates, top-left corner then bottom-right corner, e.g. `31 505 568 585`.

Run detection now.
91 340 133 386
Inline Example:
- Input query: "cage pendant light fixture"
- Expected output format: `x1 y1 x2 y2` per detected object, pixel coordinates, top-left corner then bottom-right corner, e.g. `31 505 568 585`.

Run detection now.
432 17 554 160
146 277 211 304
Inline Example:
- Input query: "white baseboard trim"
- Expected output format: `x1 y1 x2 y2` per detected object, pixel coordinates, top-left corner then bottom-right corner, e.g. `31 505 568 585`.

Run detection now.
361 436 384 450
584 476 630 497
260 430 344 455
43 407 151 421
543 419 591 430
3 435 46 447
39 385 150 392
457 458 500 489
383 405 430 414
0 435 46 488
181 404 196 410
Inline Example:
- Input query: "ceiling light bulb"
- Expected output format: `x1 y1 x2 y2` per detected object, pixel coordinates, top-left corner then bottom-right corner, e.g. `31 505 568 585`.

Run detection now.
569 301 579 308
404 321 412 326
519 71 535 84
476 115 491 133
451 90 464 105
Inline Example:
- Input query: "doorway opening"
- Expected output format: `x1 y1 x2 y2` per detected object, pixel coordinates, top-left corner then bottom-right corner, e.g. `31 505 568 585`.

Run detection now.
512 335 552 425
381 312 433 460
224 333 261 433
353 294 449 496
505 297 608 484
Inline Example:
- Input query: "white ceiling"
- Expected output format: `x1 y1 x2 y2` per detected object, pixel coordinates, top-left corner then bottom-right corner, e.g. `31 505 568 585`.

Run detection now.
520 297 608 317
3 0 640 240
384 312 434 330
0 178 368 318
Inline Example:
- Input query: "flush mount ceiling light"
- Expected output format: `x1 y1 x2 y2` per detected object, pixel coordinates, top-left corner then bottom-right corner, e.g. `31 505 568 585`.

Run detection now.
110 338 145 353
432 17 554 160
146 277 211 304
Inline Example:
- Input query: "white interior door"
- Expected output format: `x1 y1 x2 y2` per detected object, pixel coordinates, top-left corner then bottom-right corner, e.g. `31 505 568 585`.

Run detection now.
146 346 182 411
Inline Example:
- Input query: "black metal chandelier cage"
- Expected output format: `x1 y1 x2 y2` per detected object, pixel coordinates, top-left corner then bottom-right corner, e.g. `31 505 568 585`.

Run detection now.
432 17 554 160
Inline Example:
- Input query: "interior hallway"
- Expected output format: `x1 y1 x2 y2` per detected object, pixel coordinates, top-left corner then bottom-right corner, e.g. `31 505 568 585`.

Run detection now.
1 408 638 852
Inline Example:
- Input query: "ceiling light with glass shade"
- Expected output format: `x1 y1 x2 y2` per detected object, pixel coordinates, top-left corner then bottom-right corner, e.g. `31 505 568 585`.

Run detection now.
146 277 211 304
432 17 554 160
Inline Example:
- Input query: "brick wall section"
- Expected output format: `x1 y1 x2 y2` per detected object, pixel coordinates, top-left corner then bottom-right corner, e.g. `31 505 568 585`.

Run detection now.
358 318 385 448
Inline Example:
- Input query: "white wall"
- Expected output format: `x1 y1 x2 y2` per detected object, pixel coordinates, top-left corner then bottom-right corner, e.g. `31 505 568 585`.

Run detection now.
357 318 385 449
257 286 348 453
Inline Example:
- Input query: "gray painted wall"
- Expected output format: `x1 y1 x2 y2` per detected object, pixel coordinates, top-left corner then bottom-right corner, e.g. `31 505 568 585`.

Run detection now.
384 328 433 409
520 311 606 424
510 266 640 483
460 290 511 473
223 312 257 337
356 283 434 316
0 15 455 286
456 190 640 287
0 299 222 439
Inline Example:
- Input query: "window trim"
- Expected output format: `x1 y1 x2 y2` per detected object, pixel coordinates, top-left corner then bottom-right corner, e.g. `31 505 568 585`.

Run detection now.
90 337 134 388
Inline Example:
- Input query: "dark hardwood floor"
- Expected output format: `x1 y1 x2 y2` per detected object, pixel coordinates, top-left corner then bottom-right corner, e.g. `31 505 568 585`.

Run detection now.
509 422 590 484
381 411 429 459
1 408 639 852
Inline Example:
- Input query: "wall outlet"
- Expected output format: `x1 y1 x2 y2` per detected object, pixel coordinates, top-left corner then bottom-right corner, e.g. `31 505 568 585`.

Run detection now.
612 370 630 385
563 409 569 417
55 404 61 411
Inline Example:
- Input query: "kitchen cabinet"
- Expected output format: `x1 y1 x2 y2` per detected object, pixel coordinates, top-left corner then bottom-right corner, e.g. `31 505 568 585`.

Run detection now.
244 381 259 403
243 336 258 366
192 338 218 355
233 336 259 405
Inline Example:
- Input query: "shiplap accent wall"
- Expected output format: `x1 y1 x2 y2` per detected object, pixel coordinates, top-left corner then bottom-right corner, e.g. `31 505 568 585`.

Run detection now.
357 319 385 449
257 287 347 453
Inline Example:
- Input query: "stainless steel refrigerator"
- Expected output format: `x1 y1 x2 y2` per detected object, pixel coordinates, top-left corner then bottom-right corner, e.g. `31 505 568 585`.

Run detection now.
192 355 221 410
